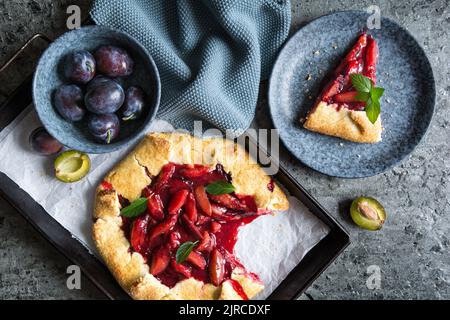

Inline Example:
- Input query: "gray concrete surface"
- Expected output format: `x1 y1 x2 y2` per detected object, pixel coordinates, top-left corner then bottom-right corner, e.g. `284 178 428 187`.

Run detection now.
0 0 449 299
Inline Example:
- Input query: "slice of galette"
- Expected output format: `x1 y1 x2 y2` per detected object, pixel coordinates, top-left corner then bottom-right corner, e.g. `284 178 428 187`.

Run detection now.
93 132 289 300
304 32 382 143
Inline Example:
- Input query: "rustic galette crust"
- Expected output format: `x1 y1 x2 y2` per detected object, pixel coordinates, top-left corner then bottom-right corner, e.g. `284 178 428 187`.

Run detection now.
304 101 382 143
93 132 288 300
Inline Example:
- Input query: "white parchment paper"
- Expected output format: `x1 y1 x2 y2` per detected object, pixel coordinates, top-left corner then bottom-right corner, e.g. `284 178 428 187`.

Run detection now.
0 108 329 299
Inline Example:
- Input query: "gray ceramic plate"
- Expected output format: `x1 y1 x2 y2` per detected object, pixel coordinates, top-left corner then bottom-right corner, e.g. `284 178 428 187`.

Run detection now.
269 11 435 178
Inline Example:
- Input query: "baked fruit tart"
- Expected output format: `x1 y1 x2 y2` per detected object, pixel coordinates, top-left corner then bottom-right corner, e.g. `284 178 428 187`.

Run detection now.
304 32 383 143
93 132 289 300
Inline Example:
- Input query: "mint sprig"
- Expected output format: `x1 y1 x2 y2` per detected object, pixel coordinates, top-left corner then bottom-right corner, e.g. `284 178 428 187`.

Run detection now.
205 181 235 195
350 74 385 124
176 241 199 264
120 197 148 218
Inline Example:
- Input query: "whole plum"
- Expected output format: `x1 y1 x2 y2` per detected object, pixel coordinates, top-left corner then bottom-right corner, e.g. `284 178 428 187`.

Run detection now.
95 45 134 77
29 127 63 155
87 75 109 91
84 78 125 114
87 113 120 144
87 75 123 92
64 50 96 84
54 84 85 122
120 86 146 121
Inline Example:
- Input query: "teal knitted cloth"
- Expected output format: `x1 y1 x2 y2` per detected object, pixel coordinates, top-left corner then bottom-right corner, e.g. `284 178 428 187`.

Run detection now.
90 0 291 132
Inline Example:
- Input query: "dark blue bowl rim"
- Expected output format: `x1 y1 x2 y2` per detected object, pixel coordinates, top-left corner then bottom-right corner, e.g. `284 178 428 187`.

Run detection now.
33 25 161 154
268 10 436 179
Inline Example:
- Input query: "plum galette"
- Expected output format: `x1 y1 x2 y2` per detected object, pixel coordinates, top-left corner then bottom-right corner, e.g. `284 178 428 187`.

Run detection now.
93 132 289 300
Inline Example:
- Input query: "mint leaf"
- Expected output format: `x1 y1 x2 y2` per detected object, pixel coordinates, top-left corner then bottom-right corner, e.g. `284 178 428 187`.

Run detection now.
365 98 381 124
355 92 370 102
176 241 199 264
120 197 148 218
350 74 372 93
349 74 384 123
205 181 235 195
370 87 385 101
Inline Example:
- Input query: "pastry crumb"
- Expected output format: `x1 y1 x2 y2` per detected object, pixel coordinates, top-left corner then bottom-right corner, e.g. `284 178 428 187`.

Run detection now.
306 74 312 81
339 143 344 147
308 95 313 100
332 44 338 49
313 50 320 55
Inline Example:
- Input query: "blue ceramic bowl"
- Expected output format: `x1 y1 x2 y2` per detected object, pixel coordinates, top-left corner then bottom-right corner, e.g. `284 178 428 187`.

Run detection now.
33 25 161 154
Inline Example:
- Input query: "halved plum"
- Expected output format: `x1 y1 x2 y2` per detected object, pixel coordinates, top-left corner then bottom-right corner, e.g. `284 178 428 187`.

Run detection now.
54 150 90 183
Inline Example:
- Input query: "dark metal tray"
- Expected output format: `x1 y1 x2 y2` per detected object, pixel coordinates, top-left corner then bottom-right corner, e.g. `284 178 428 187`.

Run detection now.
0 33 350 300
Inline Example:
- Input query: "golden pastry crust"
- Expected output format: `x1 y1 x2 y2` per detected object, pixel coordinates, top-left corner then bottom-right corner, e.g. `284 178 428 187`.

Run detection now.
93 132 288 300
304 101 382 143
